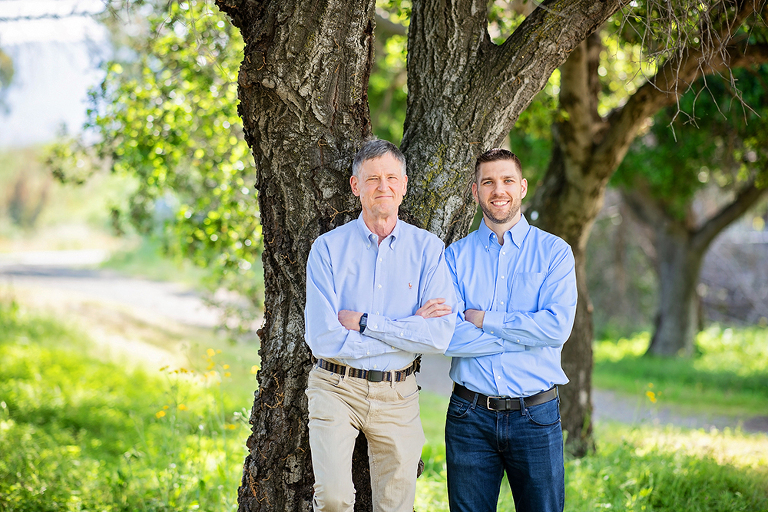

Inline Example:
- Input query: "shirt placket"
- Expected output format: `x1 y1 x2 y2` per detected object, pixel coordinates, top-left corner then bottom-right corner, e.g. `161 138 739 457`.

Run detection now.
369 235 384 369
487 233 506 394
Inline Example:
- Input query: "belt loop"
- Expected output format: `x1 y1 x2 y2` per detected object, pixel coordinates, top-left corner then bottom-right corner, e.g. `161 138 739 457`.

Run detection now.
470 391 479 409
518 396 526 416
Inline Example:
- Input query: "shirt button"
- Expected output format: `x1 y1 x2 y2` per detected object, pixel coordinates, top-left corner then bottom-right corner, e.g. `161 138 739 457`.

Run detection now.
374 364 378 369
378 284 382 289
500 301 504 305
378 258 382 262
497 376 501 380
376 311 380 315
501 276 505 279
366 351 370 355
490 331 494 334
400 332 404 336
502 251 505 255
517 339 520 343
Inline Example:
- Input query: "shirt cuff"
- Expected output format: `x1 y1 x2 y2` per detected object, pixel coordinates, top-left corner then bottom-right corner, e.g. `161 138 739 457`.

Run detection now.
481 311 506 338
364 313 387 335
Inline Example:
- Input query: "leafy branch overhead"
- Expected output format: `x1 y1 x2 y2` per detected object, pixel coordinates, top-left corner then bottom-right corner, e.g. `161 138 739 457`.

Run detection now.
48 0 263 306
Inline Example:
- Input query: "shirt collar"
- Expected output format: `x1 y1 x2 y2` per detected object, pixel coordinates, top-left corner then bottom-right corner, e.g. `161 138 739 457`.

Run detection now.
356 213 400 250
477 215 531 251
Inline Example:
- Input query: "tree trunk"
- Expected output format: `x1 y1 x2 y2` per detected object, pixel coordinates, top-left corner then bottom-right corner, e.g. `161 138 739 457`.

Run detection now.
214 1 375 510
527 138 606 456
648 225 703 356
523 36 606 456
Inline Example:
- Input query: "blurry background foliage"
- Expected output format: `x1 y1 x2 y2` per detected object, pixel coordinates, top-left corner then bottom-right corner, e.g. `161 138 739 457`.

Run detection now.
615 64 768 220
48 0 263 316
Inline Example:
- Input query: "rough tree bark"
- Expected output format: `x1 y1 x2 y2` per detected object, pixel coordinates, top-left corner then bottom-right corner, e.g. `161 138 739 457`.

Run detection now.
215 0 626 510
214 1 376 509
623 183 768 356
401 0 626 457
524 4 768 453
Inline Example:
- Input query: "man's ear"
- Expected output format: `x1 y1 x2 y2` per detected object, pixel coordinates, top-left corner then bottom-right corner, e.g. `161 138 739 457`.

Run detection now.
350 175 360 197
521 178 528 199
471 182 479 203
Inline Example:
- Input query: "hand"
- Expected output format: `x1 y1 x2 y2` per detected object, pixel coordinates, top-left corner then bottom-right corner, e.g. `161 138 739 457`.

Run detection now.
415 298 452 319
338 310 363 331
464 309 485 329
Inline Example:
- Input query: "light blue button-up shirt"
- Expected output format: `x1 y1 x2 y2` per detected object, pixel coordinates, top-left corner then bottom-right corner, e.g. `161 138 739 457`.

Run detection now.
445 215 577 397
304 214 458 371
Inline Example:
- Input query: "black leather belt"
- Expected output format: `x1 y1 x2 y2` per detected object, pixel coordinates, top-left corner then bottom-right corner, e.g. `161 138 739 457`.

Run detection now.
315 359 418 383
453 383 558 411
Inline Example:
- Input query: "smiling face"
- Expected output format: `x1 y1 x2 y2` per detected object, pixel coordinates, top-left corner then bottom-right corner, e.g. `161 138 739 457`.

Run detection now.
350 152 408 222
473 158 527 229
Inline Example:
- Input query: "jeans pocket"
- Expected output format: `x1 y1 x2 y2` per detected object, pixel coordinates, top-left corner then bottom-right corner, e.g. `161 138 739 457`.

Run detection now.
525 399 561 427
446 395 472 420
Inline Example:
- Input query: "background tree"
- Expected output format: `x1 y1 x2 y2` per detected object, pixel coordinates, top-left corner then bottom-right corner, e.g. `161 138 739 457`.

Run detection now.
616 65 768 356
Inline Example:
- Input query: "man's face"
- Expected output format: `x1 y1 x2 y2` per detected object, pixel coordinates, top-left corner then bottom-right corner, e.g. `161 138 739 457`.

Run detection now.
350 153 408 219
472 159 528 226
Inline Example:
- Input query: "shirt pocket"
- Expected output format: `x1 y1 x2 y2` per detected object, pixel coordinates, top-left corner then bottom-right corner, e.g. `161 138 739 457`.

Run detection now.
508 272 546 312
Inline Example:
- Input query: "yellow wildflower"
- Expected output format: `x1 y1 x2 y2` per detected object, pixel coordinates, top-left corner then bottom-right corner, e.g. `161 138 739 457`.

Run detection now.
155 410 166 419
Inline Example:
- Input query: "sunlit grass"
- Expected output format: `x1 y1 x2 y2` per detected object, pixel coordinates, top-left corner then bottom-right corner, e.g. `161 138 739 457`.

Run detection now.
593 326 768 417
0 297 255 511
3 293 767 511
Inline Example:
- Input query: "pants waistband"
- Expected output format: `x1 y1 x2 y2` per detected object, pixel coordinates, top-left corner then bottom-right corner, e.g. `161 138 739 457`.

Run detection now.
315 358 419 383
453 383 558 411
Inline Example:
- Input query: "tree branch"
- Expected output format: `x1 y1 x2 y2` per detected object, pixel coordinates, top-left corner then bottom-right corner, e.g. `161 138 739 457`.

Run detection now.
594 40 768 181
692 181 768 251
620 185 671 231
471 0 625 141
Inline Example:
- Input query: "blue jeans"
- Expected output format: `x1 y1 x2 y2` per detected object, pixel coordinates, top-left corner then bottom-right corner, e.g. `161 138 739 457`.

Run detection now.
445 392 564 512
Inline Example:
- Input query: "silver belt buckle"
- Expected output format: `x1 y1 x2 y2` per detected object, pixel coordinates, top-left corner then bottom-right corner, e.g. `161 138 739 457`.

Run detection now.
486 395 504 410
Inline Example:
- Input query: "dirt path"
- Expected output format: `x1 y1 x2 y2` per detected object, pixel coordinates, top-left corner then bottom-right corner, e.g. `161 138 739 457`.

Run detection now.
2 251 766 434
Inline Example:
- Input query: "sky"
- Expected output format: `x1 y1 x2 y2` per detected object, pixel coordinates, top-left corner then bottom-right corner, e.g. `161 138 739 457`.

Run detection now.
0 0 109 147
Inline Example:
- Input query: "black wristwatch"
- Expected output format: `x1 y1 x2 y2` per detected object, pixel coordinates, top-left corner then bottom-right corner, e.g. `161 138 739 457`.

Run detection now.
359 313 368 334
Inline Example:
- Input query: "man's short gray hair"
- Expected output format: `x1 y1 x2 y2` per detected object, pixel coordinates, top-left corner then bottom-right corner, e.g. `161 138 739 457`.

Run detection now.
352 139 407 177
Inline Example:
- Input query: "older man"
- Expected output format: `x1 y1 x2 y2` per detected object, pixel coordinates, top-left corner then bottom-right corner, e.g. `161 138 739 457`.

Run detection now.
444 148 577 512
304 139 457 512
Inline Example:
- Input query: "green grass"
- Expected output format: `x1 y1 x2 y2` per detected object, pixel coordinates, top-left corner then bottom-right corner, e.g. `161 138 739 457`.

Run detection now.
593 326 768 417
2 295 767 511
0 297 257 511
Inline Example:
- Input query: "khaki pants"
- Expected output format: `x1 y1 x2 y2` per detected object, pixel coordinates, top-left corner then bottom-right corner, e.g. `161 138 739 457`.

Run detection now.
306 365 425 512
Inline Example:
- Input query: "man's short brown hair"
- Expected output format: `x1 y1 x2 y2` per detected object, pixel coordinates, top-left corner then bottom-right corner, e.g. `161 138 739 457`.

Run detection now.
474 148 522 182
